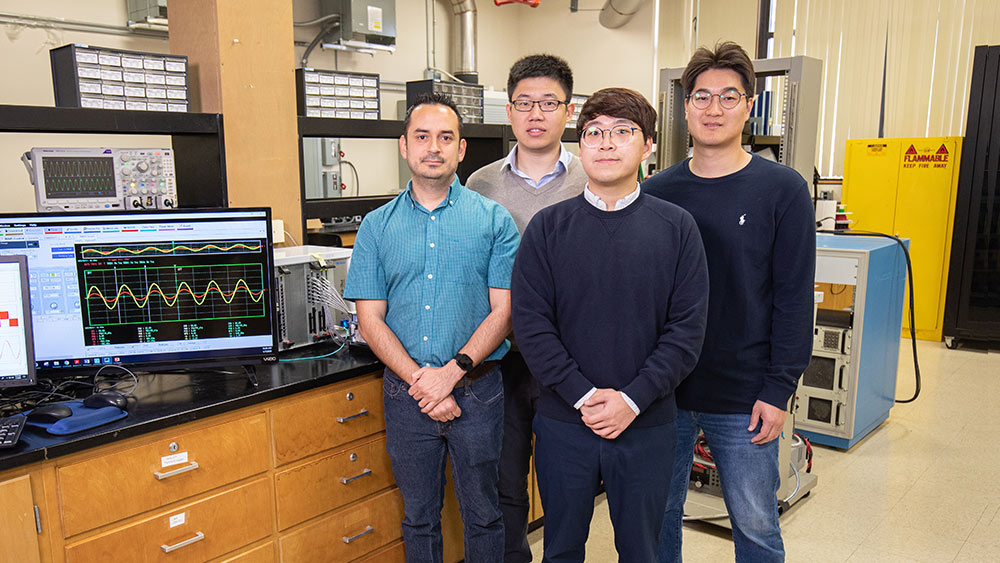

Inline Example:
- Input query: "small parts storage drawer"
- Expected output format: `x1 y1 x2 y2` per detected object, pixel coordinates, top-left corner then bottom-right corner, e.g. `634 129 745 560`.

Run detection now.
275 435 394 530
279 488 404 563
57 413 269 536
64 478 272 563
272 374 384 465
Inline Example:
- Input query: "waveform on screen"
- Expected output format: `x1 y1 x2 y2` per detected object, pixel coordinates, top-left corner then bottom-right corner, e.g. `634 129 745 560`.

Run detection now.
86 279 266 310
81 242 262 257
0 339 24 361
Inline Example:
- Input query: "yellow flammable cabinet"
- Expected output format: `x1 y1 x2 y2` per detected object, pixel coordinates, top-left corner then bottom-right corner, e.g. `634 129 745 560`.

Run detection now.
842 137 962 341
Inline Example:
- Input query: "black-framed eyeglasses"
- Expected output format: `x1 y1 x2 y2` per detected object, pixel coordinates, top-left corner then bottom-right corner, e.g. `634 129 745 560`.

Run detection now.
511 99 569 112
686 88 749 110
580 126 640 148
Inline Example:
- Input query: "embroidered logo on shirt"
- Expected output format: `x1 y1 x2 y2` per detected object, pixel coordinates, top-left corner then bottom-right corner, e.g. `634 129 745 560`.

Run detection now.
739 213 747 226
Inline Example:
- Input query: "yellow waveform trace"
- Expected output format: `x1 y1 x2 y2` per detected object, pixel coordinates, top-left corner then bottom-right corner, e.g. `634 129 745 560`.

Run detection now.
87 278 265 310
82 243 261 256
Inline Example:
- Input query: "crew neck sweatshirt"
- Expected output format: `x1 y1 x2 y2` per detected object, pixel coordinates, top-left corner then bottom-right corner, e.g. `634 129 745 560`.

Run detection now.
642 154 816 414
511 193 709 427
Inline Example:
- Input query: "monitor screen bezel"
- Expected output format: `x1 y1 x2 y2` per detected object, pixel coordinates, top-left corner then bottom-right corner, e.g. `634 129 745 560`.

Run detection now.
0 254 37 387
0 207 278 375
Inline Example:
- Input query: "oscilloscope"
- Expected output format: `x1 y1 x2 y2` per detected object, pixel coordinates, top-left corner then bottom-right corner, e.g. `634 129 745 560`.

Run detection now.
0 255 36 388
0 209 276 373
22 147 178 212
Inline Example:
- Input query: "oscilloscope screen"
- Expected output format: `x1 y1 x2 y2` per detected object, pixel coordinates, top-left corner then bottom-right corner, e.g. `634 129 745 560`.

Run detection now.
0 208 277 373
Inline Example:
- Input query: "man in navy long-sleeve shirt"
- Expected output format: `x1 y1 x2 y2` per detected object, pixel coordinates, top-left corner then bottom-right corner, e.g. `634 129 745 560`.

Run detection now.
644 42 816 563
512 88 709 563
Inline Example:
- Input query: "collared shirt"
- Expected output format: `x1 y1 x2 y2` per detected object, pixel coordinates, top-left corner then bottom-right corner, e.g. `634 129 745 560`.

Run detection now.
583 182 642 211
344 176 520 368
575 180 644 416
502 144 574 188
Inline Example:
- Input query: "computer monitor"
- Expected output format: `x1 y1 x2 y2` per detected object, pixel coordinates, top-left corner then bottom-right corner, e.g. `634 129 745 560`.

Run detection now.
0 208 277 374
0 255 36 387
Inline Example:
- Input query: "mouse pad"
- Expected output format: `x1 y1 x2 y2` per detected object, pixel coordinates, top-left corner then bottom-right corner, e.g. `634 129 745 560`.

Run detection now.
25 400 128 436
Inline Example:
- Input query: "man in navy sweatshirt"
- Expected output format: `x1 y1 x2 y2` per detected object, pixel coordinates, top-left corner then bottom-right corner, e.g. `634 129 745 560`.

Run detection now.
511 88 709 563
643 42 816 563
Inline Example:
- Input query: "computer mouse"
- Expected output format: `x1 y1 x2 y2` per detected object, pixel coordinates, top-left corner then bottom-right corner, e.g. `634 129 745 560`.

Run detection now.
83 391 128 410
27 403 74 423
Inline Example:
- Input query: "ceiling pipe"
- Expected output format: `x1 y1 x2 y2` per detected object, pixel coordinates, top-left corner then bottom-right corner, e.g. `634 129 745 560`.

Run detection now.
599 0 644 29
449 0 478 83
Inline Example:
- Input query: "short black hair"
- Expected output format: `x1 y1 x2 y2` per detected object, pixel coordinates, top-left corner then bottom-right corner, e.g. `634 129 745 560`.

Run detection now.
507 54 574 101
682 41 756 97
402 92 463 137
576 88 657 142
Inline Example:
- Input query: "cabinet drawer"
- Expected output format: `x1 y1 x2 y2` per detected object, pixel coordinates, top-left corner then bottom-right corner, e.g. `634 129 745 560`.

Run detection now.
272 375 384 465
65 478 271 563
275 435 393 530
58 413 269 536
219 542 275 563
279 488 403 563
355 540 405 563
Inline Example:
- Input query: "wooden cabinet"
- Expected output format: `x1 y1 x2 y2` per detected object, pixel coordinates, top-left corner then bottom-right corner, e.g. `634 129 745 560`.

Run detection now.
271 374 384 466
64 478 272 562
57 413 269 536
0 371 467 562
356 540 405 562
218 543 275 563
279 488 404 562
0 474 42 563
275 435 394 530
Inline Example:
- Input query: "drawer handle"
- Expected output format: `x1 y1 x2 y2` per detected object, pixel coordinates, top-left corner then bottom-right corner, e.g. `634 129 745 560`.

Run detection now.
161 531 205 553
340 468 372 484
337 409 369 423
342 525 374 544
154 461 200 480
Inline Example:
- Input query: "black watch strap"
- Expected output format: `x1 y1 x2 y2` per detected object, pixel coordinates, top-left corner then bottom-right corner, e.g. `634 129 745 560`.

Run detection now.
453 353 474 372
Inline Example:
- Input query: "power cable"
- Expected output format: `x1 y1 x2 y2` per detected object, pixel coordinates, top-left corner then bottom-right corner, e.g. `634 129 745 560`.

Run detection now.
818 229 920 403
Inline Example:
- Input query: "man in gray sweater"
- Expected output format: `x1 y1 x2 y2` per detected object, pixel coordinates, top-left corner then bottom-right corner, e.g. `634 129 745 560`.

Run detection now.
467 54 587 562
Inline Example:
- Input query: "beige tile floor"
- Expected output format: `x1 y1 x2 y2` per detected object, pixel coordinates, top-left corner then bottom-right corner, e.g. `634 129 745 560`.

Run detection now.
527 339 1000 562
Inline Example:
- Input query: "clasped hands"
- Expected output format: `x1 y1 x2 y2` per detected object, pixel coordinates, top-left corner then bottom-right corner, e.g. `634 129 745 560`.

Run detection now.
408 363 464 422
580 388 636 440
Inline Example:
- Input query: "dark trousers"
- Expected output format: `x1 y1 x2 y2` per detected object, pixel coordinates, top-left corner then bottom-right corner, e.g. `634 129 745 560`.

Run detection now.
533 413 677 563
498 351 539 563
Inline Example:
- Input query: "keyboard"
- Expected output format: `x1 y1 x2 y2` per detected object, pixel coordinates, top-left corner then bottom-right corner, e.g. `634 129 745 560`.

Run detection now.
0 415 27 449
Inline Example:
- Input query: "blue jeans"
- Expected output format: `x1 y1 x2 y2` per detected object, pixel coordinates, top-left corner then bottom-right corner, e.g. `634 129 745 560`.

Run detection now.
658 409 784 563
383 367 505 563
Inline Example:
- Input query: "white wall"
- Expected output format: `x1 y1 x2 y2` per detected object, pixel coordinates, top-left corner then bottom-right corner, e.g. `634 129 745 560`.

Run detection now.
0 1 669 213
0 0 172 212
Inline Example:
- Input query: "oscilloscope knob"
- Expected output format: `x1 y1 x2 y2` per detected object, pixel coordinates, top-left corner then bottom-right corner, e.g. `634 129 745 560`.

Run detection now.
136 161 149 173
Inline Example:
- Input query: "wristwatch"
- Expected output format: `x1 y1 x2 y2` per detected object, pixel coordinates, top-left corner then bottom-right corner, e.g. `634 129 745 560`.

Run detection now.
452 353 474 373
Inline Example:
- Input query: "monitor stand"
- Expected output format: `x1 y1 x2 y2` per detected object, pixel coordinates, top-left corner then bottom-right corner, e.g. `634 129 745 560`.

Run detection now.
243 365 258 388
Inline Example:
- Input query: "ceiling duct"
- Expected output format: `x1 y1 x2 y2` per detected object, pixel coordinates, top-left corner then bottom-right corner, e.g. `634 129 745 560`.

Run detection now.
449 0 478 83
599 0 643 29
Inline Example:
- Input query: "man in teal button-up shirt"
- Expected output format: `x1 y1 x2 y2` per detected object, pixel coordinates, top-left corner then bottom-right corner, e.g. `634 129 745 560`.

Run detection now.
344 92 519 563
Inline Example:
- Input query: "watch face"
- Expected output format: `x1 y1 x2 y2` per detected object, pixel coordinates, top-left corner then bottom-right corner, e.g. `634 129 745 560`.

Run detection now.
455 353 474 371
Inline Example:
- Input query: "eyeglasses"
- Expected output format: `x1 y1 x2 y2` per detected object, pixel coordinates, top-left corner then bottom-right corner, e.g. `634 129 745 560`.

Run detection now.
687 88 749 110
511 99 568 112
580 125 640 148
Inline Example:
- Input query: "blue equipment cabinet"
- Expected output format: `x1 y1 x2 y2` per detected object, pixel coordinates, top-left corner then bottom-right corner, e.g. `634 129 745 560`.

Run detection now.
795 234 908 449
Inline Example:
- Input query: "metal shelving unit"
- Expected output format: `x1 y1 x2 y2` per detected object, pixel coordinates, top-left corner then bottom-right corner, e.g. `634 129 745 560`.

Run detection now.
656 55 823 183
0 104 227 208
296 116 578 236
